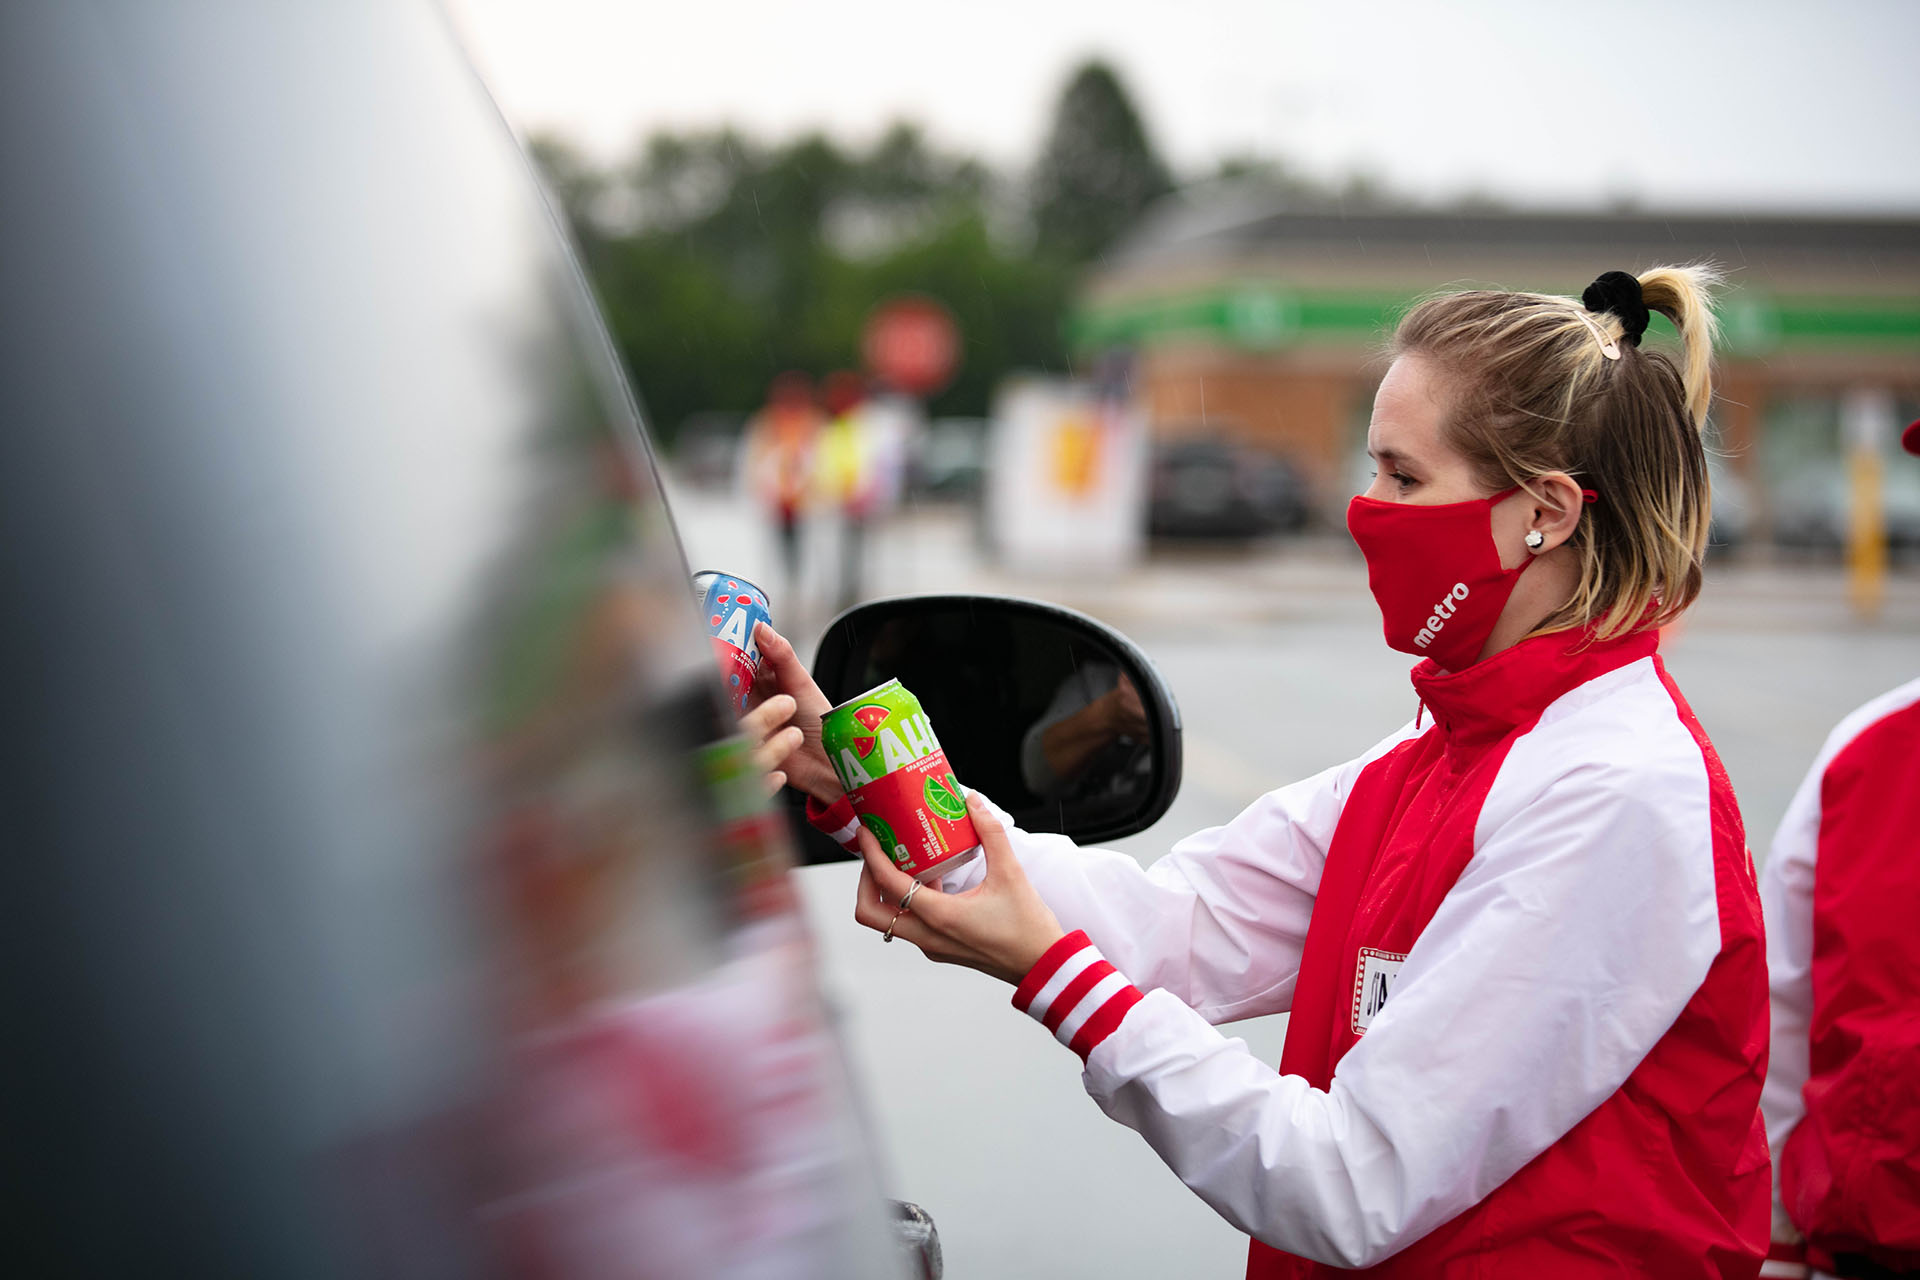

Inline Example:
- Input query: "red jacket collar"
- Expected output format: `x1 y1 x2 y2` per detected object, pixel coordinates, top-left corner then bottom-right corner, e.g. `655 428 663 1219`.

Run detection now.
1410 626 1660 749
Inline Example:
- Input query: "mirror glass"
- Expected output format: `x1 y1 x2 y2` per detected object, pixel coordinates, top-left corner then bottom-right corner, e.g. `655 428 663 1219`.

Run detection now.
807 596 1181 852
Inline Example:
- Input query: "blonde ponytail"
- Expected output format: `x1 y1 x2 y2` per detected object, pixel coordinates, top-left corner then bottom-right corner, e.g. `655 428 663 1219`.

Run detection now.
1637 264 1721 429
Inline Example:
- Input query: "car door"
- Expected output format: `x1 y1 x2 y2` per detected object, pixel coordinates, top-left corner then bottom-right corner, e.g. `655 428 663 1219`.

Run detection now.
0 4 901 1276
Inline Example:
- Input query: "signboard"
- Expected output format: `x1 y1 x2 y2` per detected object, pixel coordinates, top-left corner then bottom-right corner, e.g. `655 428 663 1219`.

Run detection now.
985 377 1146 576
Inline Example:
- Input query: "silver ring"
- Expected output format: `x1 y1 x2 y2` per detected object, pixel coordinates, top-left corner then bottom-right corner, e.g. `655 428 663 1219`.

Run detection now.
898 881 922 914
882 908 904 943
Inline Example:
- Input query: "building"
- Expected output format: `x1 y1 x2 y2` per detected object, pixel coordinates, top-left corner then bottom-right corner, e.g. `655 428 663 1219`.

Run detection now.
1072 187 1920 545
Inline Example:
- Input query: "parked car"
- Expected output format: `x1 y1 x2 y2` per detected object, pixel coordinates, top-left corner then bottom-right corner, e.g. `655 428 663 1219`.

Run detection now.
1771 459 1920 557
675 410 749 490
910 416 990 501
0 5 1180 1277
1706 455 1755 553
1148 435 1313 540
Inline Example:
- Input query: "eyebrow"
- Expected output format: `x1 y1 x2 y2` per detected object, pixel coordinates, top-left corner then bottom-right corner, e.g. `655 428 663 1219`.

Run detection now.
1367 446 1418 467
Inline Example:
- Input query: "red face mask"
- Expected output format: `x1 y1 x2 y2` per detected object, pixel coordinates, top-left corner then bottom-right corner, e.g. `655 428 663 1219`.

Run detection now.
1346 487 1529 672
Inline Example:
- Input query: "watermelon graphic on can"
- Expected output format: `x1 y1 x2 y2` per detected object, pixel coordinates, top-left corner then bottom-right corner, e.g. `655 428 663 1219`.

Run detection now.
821 679 981 883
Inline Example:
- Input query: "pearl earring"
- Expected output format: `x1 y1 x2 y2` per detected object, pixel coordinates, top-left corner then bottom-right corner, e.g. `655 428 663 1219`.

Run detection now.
1525 530 1545 550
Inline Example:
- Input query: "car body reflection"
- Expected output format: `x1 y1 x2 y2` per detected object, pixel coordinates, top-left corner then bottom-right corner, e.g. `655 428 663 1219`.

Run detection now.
2 4 898 1276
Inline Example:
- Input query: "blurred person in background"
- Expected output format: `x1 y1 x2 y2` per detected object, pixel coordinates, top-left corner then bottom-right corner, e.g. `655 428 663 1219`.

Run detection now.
1758 418 1920 1280
739 371 822 597
757 267 1773 1276
816 371 881 612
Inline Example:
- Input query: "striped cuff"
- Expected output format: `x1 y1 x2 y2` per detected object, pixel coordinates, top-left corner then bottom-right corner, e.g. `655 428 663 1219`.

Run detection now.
1757 1240 1808 1278
1011 931 1144 1061
806 794 860 850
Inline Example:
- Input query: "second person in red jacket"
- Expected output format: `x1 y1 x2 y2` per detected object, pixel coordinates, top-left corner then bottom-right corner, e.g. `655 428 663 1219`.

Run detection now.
1759 417 1920 1280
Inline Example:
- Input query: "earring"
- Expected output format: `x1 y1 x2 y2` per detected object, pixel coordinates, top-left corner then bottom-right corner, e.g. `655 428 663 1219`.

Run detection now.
1525 530 1545 550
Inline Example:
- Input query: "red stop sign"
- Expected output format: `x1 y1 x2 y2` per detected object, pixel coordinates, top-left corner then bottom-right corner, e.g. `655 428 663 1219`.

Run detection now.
861 296 959 397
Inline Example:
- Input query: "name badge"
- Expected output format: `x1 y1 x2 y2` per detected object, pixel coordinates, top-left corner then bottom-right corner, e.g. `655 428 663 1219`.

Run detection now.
1350 948 1407 1035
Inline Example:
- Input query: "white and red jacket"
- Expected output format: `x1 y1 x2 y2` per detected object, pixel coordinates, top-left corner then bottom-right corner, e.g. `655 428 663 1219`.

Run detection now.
816 626 1770 1275
1759 676 1920 1279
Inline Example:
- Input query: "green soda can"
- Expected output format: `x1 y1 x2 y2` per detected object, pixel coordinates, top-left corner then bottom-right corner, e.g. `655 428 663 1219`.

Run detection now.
820 679 981 883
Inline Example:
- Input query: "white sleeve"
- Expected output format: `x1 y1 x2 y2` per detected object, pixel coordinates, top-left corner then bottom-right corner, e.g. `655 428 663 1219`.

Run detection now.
950 722 1419 1023
1758 735 1824 1249
1066 735 1722 1267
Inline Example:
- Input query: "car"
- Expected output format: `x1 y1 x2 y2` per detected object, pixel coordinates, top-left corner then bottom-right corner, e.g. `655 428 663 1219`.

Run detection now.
675 410 750 490
910 416 990 501
1706 454 1755 553
1770 457 1920 559
1148 434 1314 540
0 5 1180 1277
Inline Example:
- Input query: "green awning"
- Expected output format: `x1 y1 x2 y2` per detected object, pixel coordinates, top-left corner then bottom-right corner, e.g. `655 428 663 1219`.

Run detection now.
1069 285 1920 355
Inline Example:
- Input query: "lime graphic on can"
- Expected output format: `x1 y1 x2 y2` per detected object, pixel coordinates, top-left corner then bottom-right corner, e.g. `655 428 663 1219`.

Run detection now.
821 679 981 883
923 773 968 821
859 813 905 865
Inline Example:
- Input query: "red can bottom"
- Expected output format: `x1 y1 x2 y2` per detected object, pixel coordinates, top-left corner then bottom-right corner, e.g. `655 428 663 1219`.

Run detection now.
912 843 980 885
710 637 757 713
845 748 980 883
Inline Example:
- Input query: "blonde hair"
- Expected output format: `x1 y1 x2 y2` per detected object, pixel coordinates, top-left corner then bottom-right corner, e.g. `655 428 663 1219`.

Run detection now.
1391 264 1721 641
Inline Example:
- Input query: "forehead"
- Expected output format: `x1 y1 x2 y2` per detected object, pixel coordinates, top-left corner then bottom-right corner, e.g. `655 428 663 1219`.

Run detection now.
1367 355 1450 459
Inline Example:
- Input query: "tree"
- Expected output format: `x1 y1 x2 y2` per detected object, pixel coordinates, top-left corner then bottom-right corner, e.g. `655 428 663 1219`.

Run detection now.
527 134 609 245
1030 61 1173 264
527 124 1075 439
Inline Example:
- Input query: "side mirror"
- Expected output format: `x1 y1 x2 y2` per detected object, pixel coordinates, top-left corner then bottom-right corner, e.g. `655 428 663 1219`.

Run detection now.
889 1201 942 1280
790 594 1182 864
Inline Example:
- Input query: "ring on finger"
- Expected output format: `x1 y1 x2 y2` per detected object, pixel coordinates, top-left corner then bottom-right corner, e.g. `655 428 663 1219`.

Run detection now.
882 908 905 943
898 881 922 914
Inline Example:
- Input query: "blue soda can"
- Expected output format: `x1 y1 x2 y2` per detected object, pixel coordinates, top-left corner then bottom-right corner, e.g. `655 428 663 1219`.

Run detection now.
692 570 772 713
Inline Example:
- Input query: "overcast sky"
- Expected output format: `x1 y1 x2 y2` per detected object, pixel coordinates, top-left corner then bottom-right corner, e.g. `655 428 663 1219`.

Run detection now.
446 0 1920 213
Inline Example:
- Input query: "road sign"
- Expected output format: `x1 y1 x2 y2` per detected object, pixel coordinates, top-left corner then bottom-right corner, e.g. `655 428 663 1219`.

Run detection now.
862 296 959 397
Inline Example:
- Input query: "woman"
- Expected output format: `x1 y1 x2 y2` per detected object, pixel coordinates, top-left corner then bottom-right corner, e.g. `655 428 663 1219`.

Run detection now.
755 267 1770 1276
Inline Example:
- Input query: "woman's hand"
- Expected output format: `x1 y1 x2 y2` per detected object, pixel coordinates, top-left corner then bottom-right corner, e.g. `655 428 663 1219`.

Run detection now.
851 793 1065 986
738 693 804 797
746 622 842 805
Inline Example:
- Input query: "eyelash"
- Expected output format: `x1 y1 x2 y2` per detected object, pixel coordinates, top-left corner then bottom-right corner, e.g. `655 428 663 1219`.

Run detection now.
1370 470 1416 489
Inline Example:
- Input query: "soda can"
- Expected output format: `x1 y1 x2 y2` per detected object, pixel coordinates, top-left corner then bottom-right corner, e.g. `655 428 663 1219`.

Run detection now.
821 679 980 883
693 570 772 714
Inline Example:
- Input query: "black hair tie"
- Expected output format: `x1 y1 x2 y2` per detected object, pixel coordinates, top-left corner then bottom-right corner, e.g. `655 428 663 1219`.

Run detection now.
1582 271 1650 347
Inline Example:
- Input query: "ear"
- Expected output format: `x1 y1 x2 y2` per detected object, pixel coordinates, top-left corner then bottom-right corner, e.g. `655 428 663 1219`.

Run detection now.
1527 472 1586 553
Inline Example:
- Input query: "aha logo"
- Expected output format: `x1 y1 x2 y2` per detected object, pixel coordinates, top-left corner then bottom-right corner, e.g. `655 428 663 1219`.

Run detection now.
836 710 941 789
713 606 759 659
1413 582 1470 649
